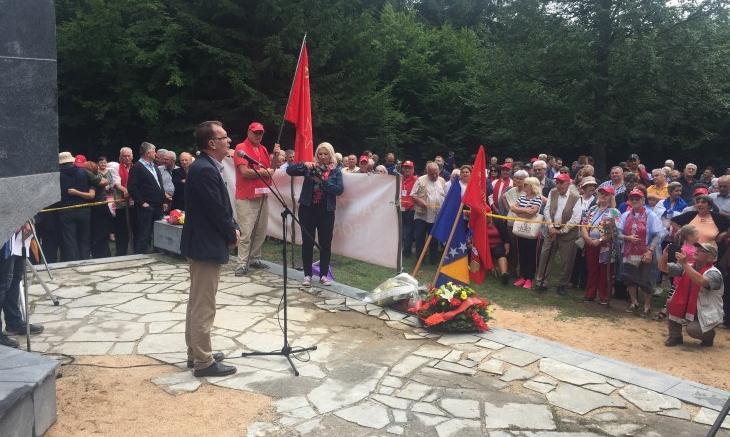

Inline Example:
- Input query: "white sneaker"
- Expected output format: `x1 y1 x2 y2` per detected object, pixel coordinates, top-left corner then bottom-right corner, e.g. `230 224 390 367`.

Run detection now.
301 276 311 287
319 276 332 286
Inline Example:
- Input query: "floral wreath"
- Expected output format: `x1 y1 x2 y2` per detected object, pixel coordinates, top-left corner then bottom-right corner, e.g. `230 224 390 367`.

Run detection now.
408 282 493 332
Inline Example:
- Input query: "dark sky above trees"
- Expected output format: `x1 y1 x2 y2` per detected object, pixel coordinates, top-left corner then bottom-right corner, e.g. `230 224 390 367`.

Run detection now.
56 0 730 174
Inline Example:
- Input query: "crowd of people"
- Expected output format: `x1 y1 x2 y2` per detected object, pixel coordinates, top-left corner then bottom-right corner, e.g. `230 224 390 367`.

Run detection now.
2 123 729 350
398 152 729 347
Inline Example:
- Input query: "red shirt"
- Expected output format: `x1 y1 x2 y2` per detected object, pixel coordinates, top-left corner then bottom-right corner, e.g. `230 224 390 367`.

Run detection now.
234 139 271 200
401 174 418 211
119 162 130 187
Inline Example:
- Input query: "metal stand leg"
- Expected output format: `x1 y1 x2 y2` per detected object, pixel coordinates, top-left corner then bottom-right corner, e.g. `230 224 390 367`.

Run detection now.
26 259 59 306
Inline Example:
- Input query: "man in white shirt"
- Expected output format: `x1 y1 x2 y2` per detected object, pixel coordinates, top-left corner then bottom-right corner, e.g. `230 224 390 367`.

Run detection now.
411 162 446 264
535 173 583 295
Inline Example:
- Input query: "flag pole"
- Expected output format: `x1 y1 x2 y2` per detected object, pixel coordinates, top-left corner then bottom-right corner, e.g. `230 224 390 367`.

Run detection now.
411 235 432 277
430 203 465 289
277 33 307 145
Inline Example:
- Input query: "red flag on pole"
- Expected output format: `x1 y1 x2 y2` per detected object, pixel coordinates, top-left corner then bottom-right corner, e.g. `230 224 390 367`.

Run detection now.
284 42 313 163
462 145 493 283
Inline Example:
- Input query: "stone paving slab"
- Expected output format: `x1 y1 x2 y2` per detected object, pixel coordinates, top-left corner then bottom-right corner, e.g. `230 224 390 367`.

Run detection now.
21 255 730 437
262 257 729 414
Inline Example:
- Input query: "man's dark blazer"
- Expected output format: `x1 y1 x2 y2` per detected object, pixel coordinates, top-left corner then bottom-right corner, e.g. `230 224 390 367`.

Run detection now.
541 177 556 197
171 167 187 211
127 160 165 207
180 153 238 264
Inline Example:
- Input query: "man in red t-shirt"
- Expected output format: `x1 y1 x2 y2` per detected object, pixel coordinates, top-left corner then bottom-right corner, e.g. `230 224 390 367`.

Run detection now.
233 122 278 276
400 161 418 257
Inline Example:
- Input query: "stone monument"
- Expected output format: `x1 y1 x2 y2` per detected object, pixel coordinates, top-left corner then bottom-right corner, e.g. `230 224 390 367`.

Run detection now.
0 0 60 241
0 1 61 435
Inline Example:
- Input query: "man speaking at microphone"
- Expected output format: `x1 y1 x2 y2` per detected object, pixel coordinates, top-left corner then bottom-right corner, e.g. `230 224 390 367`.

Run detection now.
181 121 240 377
234 122 279 276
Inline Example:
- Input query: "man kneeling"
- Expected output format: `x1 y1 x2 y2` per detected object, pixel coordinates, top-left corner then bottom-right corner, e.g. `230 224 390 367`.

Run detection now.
660 242 724 347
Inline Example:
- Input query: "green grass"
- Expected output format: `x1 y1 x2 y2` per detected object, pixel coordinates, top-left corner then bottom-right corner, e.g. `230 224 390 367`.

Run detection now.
259 238 667 321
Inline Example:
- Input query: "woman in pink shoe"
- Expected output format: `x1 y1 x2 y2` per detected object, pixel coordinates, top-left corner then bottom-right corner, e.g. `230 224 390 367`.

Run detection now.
510 177 544 289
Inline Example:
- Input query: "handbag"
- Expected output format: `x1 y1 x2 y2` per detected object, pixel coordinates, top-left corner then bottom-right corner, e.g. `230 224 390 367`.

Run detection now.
512 213 543 239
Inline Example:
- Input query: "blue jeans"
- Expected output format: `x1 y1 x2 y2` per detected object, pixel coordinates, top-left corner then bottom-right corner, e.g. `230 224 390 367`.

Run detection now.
0 255 26 331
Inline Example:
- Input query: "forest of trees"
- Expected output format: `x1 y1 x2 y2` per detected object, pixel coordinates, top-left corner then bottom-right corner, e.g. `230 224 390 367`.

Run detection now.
56 0 730 174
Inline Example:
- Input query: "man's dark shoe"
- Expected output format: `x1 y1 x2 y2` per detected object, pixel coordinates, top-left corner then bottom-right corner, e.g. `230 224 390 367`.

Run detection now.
556 286 567 296
187 352 225 369
234 266 248 277
0 334 19 348
249 260 269 269
193 361 237 378
664 337 683 347
6 324 44 336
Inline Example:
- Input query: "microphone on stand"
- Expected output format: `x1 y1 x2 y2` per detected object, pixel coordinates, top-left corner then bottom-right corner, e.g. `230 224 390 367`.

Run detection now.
236 150 264 167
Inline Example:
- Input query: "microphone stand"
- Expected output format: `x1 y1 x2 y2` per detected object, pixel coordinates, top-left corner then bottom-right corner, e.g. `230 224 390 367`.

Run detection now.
239 162 319 376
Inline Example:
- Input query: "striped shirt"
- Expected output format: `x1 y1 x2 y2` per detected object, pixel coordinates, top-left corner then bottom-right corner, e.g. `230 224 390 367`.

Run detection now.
516 194 543 210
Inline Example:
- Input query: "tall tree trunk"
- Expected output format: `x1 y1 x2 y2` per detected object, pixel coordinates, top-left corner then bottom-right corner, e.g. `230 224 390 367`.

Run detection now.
592 0 612 178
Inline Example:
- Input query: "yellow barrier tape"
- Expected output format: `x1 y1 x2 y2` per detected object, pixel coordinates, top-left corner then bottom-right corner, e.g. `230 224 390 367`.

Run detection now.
486 212 600 229
39 198 129 213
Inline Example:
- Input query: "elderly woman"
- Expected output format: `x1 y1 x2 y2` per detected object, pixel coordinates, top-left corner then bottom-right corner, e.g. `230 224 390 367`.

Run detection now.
286 142 344 287
581 186 621 303
618 189 666 315
500 170 528 217
510 177 544 289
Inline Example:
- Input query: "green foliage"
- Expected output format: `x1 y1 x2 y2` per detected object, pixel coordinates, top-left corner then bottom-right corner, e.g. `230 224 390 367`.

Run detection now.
57 0 730 169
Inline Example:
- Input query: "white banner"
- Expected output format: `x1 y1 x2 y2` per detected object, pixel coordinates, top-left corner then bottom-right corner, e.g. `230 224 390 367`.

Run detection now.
265 170 400 269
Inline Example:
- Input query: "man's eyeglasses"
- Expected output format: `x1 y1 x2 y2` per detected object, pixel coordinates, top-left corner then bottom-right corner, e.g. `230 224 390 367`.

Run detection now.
250 131 264 135
212 136 230 141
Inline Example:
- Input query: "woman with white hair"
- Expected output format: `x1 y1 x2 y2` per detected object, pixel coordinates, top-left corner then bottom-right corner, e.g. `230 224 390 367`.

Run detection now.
286 142 344 287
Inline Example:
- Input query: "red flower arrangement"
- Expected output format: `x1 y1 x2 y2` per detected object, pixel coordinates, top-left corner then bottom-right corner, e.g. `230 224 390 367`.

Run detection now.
408 282 494 332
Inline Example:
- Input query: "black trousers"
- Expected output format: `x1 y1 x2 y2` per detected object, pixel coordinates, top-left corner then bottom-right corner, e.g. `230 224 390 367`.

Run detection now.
402 210 415 257
298 202 335 278
90 205 112 258
113 207 135 256
517 236 538 279
134 204 162 254
0 255 25 331
59 208 91 261
414 219 439 264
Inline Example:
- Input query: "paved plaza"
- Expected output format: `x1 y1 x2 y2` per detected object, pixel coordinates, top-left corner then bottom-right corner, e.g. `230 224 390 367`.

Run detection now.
22 254 730 436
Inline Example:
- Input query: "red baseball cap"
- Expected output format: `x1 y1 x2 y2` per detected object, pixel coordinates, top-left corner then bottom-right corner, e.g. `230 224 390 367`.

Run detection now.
359 155 369 163
74 154 87 167
555 173 572 183
402 160 414 168
530 157 538 163
693 187 709 196
248 122 265 133
597 185 615 196
500 162 513 170
628 188 645 199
